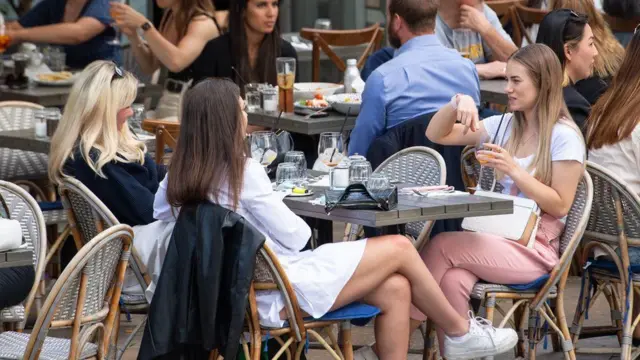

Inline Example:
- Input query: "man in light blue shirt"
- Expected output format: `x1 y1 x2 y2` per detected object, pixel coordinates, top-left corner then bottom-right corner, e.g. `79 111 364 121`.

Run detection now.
348 0 480 157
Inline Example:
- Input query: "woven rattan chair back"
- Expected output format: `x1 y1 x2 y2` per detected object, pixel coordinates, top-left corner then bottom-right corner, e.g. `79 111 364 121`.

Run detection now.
585 161 640 245
23 225 134 360
373 146 446 249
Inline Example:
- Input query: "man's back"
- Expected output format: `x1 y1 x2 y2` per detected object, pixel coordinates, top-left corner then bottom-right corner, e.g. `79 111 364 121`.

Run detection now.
348 34 480 156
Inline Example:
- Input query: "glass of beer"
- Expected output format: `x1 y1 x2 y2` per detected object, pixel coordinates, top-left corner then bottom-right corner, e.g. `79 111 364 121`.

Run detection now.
475 135 495 165
276 57 296 113
0 33 10 53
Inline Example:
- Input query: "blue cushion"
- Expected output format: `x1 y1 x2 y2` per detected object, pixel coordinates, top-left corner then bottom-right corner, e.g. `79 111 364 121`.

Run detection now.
301 302 380 327
508 274 550 291
588 258 640 273
38 201 63 211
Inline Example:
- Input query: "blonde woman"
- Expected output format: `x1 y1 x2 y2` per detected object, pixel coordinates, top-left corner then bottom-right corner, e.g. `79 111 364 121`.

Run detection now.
551 0 625 104
49 61 172 297
111 0 221 120
411 44 585 354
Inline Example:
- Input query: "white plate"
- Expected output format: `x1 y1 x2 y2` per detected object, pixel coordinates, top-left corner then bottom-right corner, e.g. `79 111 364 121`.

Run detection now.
326 93 362 115
294 82 342 101
294 102 331 112
32 72 78 86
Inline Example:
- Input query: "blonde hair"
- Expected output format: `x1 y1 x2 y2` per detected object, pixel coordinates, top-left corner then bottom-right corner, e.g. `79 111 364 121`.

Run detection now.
502 44 584 185
551 0 625 79
49 61 144 184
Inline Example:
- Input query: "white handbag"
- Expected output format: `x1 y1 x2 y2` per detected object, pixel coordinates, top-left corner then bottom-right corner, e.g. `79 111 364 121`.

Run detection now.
461 190 541 248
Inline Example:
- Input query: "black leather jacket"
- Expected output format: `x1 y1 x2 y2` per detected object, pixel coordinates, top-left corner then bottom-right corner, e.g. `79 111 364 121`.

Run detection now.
138 202 266 360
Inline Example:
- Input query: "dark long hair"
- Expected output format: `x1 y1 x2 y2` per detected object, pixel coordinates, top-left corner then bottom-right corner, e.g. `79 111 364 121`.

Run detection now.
166 79 247 210
229 0 281 87
535 9 589 70
586 30 640 150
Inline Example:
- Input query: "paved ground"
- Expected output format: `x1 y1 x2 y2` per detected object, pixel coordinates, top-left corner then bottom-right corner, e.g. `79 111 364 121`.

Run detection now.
107 276 624 359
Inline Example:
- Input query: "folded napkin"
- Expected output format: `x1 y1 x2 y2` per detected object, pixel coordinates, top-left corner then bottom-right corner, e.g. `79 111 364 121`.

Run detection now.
0 218 23 252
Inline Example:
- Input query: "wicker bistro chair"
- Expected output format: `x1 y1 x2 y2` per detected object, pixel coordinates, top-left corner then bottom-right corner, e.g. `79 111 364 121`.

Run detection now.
570 162 640 360
0 181 48 330
241 245 380 360
0 225 134 360
58 178 151 359
344 147 447 250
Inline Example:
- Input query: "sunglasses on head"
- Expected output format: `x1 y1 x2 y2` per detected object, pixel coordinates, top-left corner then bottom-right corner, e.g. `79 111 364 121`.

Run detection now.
112 63 124 82
635 23 640 34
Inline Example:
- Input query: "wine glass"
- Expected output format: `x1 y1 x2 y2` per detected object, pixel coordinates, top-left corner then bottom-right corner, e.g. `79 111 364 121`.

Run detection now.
284 151 307 179
108 0 126 46
318 132 344 168
250 131 278 171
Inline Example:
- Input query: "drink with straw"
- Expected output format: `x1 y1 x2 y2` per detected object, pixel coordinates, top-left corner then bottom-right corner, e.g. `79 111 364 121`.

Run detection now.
276 57 296 113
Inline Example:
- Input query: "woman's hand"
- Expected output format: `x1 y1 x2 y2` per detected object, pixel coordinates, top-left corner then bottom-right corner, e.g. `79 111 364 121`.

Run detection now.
477 143 522 178
110 2 148 31
456 94 480 135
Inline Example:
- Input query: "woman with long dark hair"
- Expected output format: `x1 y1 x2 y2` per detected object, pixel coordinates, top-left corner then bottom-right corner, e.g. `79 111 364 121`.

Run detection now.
152 78 518 360
536 9 600 131
111 0 221 119
190 0 295 88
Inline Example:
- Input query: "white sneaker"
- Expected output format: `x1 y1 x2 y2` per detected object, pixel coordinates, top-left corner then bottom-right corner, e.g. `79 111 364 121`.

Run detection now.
443 311 518 360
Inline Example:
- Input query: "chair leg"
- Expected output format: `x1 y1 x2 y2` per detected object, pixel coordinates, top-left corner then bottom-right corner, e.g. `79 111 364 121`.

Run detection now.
423 320 437 360
604 283 624 345
528 310 539 360
341 322 353 360
623 281 634 360
555 271 577 360
570 270 592 343
514 303 528 358
481 296 497 360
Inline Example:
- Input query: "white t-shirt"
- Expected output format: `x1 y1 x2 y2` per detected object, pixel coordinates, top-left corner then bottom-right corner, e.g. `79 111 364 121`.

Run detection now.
482 114 585 197
589 124 640 195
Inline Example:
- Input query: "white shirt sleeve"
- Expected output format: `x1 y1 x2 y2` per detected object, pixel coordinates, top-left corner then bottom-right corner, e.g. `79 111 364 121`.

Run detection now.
550 123 586 163
241 159 312 252
153 174 177 221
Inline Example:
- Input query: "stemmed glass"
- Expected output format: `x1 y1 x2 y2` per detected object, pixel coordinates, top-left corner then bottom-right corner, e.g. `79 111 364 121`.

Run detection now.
317 132 344 168
250 131 278 172
108 0 126 46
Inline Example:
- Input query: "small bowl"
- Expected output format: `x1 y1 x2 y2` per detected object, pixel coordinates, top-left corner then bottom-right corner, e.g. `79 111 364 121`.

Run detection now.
293 82 342 101
325 93 362 115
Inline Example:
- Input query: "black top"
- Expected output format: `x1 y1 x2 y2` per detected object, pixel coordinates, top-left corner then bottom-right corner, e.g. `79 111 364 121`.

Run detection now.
563 85 591 134
189 32 298 85
603 0 640 18
65 149 167 227
574 76 609 106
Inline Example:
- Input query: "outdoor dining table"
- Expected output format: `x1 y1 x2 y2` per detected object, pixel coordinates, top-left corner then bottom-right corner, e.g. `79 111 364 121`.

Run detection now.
0 128 156 154
247 109 356 135
0 248 33 269
0 83 163 108
480 79 508 106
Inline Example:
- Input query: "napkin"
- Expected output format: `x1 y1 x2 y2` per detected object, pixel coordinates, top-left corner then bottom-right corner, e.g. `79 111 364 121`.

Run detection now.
0 218 23 252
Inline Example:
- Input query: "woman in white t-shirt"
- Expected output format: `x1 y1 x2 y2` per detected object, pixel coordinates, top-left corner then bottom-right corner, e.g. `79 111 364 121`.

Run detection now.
410 43 585 353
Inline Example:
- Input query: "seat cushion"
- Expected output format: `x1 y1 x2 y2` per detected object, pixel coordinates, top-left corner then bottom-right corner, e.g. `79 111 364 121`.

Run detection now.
471 275 557 300
0 305 24 323
120 293 147 306
305 302 380 327
588 258 640 281
38 201 63 211
0 331 98 360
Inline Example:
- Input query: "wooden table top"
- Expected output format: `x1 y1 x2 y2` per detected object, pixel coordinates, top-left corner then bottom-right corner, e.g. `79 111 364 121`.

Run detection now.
0 248 33 269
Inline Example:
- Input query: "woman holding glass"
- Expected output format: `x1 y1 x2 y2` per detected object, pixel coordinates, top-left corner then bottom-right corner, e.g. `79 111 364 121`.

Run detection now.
110 0 221 120
412 44 585 355
153 78 517 360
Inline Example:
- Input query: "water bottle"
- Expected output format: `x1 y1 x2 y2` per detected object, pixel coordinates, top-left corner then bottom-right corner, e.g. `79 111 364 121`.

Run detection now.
343 58 360 94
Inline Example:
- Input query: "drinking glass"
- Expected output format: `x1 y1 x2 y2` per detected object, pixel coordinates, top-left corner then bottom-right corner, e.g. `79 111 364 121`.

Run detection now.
284 151 307 179
474 134 494 165
349 160 372 185
250 131 278 170
276 57 296 112
129 103 145 131
276 162 300 187
367 173 391 191
108 0 126 46
11 53 29 78
48 51 66 72
317 132 344 168
246 92 261 112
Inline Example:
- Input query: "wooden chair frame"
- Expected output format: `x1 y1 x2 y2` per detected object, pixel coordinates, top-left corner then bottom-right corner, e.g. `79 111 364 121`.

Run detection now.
571 162 640 360
0 180 48 331
299 24 384 82
58 178 151 360
511 4 550 47
486 0 526 26
244 245 359 360
141 119 180 165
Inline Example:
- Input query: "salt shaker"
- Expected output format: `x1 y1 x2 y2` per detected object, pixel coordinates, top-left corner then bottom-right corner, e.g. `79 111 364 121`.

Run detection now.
34 110 47 139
